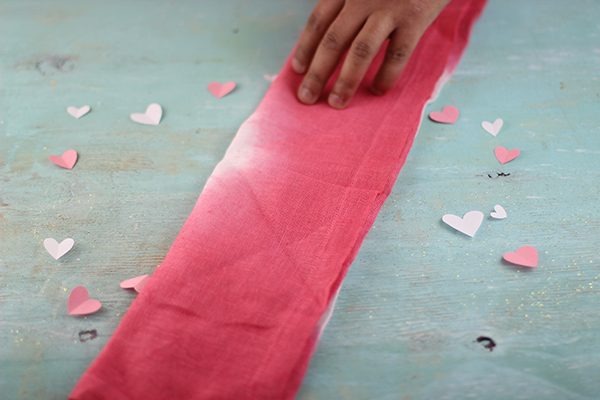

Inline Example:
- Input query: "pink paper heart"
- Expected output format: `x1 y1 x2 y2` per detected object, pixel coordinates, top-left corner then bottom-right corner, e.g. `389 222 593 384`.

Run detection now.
494 146 520 164
503 246 538 268
120 274 149 292
68 286 102 316
67 105 91 119
134 276 149 293
130 103 162 125
429 106 459 124
49 149 78 169
208 81 236 98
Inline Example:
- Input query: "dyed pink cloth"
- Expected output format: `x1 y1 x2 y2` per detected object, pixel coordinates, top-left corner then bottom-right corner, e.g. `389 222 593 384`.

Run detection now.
71 1 485 398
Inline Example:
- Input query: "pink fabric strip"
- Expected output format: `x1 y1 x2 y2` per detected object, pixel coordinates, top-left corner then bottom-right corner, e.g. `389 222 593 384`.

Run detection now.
71 1 485 398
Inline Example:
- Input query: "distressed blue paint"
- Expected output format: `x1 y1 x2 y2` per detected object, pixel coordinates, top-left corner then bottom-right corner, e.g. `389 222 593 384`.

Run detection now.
1 1 599 399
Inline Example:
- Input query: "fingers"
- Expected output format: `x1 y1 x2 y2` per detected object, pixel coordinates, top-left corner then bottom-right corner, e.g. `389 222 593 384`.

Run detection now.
371 28 420 95
371 0 450 95
292 0 344 74
328 14 395 109
294 0 450 106
297 11 366 105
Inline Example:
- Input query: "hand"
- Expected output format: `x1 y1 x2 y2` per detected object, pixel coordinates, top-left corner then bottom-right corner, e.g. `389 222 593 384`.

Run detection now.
292 0 450 109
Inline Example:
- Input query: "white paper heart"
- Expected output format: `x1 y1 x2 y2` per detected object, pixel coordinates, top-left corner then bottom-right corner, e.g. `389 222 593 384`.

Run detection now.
130 103 162 125
43 238 75 260
442 211 484 237
482 118 503 136
490 204 507 219
67 105 91 119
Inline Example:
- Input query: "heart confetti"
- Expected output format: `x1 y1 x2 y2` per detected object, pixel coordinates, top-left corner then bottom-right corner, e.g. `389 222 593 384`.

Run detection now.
68 286 102 316
442 211 484 237
120 274 149 293
429 105 459 124
482 118 503 136
49 149 78 170
490 204 507 219
494 146 520 164
43 238 75 260
67 105 91 119
503 246 538 268
130 103 163 125
133 276 149 293
208 81 236 98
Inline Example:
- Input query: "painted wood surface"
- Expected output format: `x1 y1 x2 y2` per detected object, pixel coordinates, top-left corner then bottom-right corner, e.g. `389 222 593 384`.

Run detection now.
1 1 599 399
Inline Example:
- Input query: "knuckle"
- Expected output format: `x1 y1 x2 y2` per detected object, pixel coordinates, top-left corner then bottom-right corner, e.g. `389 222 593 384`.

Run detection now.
352 40 373 60
295 46 307 60
307 11 323 33
386 44 411 63
336 78 355 92
406 0 428 18
321 31 340 50
390 0 429 26
305 71 325 86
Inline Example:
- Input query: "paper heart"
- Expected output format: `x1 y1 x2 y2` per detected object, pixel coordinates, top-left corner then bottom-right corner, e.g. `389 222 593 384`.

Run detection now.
263 74 278 82
43 238 75 260
120 274 149 293
429 106 459 124
494 146 520 164
49 149 78 169
442 211 484 237
130 103 163 125
208 81 236 98
134 276 149 293
490 204 507 219
68 286 102 316
67 105 91 119
503 246 538 268
482 118 503 136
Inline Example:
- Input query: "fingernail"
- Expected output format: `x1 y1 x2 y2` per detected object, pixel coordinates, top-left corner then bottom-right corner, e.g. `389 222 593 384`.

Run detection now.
291 58 306 74
298 86 316 104
328 93 346 109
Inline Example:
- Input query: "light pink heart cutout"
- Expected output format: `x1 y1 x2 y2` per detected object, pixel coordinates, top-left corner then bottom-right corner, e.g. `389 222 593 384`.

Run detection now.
482 118 503 136
130 103 163 125
43 237 75 260
49 149 78 169
503 246 538 268
67 105 91 119
120 274 149 293
442 210 484 237
490 204 507 219
208 81 236 98
134 276 149 293
494 146 520 164
68 286 102 316
429 106 459 124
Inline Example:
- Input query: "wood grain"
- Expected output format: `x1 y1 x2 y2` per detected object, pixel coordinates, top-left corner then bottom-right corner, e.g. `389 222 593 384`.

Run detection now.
1 0 599 399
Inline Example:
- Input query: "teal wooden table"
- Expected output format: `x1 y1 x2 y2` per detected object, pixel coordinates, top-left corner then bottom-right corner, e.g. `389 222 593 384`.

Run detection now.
1 1 599 399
